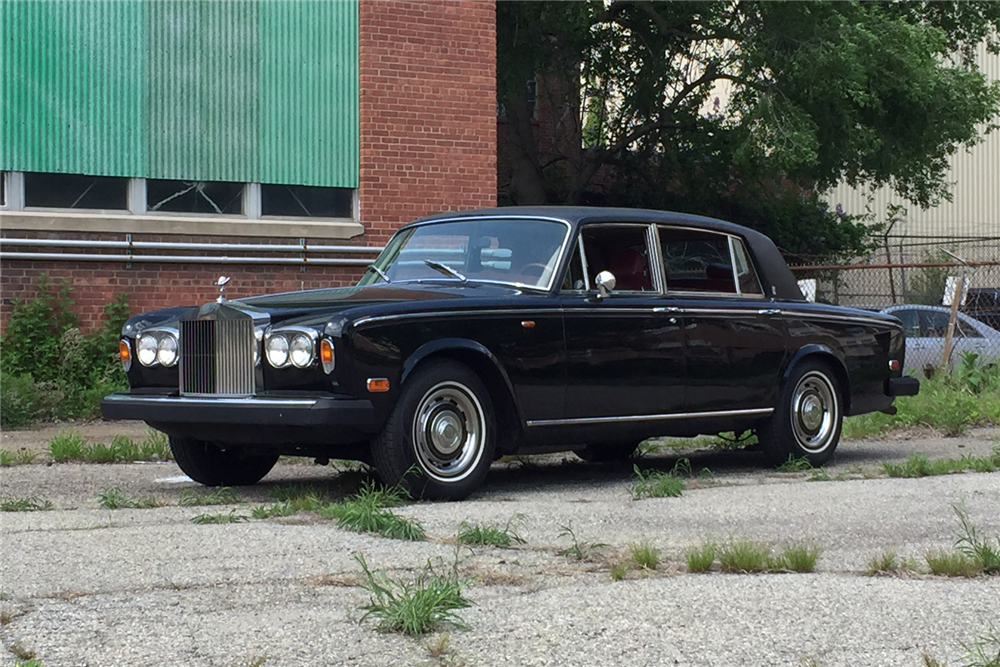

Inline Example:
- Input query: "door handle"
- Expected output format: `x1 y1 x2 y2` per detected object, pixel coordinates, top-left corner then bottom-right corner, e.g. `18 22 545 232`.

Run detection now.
758 308 781 316
653 306 683 314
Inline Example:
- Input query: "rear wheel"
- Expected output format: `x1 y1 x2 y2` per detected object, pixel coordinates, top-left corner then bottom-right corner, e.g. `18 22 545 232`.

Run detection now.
169 436 278 486
759 360 843 467
371 361 496 500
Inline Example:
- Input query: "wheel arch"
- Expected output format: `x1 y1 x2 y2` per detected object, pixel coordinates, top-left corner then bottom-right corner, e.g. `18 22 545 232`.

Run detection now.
781 344 851 415
402 339 524 454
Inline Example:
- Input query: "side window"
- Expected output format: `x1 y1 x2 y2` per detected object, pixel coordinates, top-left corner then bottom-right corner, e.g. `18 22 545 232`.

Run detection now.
659 227 736 293
731 238 763 296
957 317 982 338
580 225 653 291
893 309 921 338
921 310 955 338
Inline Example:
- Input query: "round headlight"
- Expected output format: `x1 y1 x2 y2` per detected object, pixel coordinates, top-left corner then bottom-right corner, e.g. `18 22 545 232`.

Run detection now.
137 333 158 366
266 335 290 368
289 333 315 368
157 334 178 367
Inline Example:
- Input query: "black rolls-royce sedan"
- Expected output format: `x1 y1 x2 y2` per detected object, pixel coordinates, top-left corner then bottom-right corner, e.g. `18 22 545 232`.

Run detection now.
102 207 919 499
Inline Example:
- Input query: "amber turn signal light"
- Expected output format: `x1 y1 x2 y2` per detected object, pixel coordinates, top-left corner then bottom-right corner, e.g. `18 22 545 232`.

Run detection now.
367 378 390 393
118 339 132 372
320 339 334 364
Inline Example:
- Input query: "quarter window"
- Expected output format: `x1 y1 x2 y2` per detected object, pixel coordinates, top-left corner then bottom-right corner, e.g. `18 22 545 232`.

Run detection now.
731 238 763 295
659 227 736 293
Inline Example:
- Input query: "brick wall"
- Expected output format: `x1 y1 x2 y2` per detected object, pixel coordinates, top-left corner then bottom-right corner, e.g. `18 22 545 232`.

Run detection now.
358 0 497 245
1 1 497 333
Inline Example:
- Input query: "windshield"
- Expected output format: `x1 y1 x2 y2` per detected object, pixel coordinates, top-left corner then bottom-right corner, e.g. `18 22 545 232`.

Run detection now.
359 217 571 290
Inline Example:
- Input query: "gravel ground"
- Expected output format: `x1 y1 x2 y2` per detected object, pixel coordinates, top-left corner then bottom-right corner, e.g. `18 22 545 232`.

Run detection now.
1 423 998 667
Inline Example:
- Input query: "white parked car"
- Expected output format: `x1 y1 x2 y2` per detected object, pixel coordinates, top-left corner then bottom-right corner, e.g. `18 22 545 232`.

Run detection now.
881 305 1000 374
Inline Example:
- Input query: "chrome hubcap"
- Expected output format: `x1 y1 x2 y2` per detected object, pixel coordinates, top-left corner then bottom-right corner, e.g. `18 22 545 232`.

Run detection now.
790 371 839 453
413 381 485 482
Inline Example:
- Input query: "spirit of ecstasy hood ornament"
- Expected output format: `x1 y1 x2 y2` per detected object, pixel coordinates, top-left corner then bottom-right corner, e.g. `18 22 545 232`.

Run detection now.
216 276 231 303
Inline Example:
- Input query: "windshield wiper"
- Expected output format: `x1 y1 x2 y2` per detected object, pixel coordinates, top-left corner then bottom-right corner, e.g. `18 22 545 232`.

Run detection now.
366 264 391 284
423 260 467 283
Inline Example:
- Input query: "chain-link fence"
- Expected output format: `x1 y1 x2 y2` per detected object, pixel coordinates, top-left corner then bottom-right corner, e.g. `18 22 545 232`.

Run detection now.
790 236 1000 373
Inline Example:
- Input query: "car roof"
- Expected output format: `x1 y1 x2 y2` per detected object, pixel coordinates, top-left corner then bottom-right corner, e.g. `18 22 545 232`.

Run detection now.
409 206 805 301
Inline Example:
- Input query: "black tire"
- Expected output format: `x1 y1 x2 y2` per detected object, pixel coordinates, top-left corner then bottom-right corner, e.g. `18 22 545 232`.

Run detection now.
574 441 637 463
169 436 278 486
371 360 496 500
759 360 843 467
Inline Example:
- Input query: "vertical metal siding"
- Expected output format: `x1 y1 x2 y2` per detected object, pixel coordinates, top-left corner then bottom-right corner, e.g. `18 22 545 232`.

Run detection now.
259 1 359 188
1 0 358 187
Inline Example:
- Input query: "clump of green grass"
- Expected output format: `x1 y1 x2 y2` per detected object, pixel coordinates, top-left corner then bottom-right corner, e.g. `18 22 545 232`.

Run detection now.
557 523 607 560
0 448 38 466
355 552 472 635
807 468 850 482
685 542 717 573
191 509 249 524
319 481 423 540
779 545 823 573
716 540 820 573
629 539 660 570
609 562 629 581
457 514 526 548
925 550 980 578
97 487 161 509
717 539 774 573
47 430 172 463
268 483 331 504
776 455 813 472
953 502 1000 574
251 502 300 519
48 430 87 461
864 550 919 576
178 487 238 506
882 452 999 478
1 496 53 512
14 659 44 667
627 463 685 499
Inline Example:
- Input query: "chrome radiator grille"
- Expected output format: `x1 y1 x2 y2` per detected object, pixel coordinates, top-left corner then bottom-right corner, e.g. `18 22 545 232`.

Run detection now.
179 319 255 396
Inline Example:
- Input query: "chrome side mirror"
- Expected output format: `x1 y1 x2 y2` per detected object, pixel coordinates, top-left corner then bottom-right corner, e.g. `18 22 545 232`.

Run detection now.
595 270 617 299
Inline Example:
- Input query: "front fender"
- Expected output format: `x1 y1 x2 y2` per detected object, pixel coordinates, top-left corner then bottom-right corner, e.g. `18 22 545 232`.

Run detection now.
402 338 515 394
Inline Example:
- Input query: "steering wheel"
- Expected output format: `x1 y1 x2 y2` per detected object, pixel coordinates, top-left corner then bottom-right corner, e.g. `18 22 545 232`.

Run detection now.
520 263 549 278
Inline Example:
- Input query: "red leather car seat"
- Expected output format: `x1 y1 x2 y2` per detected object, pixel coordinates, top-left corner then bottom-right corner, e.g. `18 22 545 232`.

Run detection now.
609 247 651 291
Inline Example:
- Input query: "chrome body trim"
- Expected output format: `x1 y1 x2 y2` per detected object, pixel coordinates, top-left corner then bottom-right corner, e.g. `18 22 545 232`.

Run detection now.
103 395 320 408
526 407 774 427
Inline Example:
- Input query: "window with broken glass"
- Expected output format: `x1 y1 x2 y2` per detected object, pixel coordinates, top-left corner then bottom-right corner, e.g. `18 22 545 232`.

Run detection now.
147 180 244 215
24 172 128 210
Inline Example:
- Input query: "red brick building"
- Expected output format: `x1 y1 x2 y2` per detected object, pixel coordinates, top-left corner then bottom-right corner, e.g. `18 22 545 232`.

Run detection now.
0 1 496 331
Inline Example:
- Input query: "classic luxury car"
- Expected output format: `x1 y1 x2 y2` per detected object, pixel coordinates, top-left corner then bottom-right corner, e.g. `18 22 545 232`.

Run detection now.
102 207 919 499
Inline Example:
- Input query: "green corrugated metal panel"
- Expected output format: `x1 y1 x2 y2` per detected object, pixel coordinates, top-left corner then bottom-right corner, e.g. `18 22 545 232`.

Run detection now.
0 1 146 176
1 0 358 187
260 1 358 187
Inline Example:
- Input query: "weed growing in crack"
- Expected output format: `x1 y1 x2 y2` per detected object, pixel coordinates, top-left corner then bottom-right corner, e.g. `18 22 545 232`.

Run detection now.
97 487 161 509
629 539 660 570
355 552 471 635
685 542 717 573
191 509 249 524
319 481 423 540
627 463 685 499
457 514 526 548
775 455 813 472
178 487 238 506
557 523 607 560
1 496 53 512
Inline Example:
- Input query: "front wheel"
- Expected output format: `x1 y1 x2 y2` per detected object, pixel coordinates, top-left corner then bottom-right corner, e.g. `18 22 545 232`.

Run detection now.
759 360 843 467
169 436 278 486
371 361 496 500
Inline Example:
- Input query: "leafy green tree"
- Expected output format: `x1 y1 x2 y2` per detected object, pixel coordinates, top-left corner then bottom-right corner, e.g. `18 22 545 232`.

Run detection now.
497 1 1000 260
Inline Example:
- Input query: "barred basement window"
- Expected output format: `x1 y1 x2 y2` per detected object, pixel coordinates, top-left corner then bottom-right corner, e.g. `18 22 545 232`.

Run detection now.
24 172 128 210
148 180 244 214
261 184 353 218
